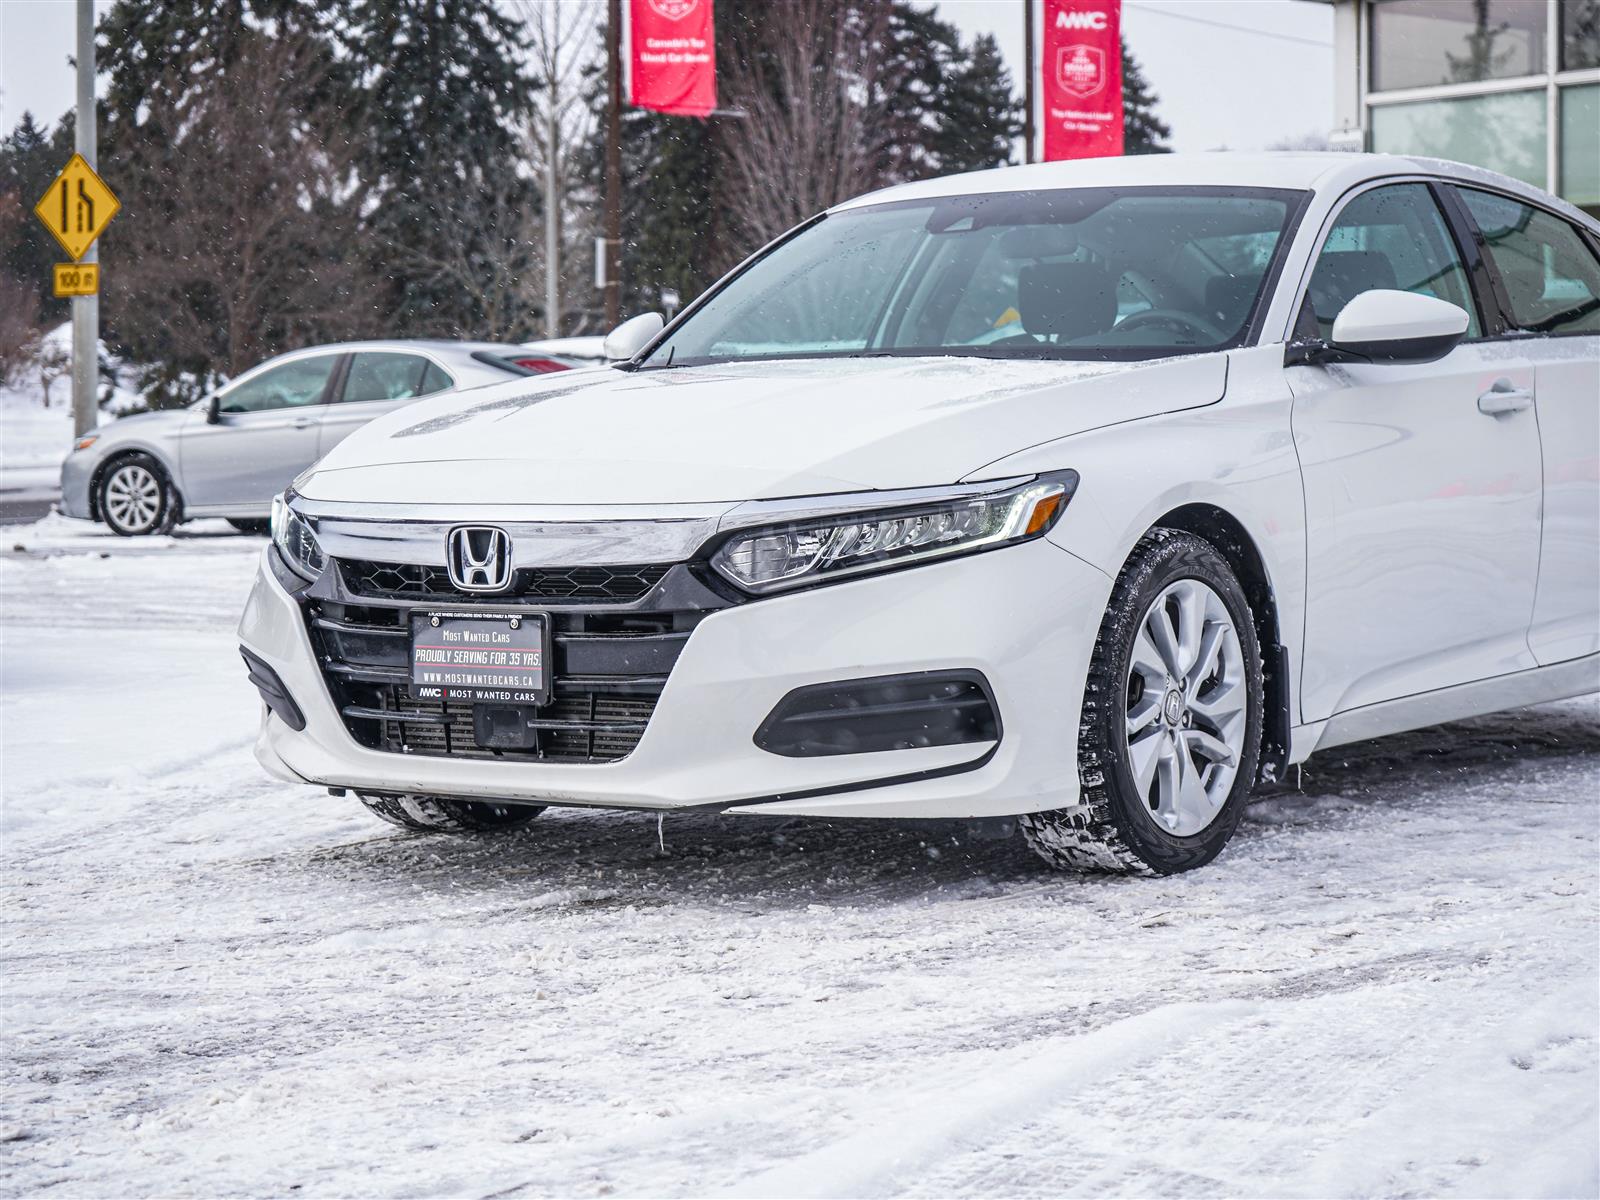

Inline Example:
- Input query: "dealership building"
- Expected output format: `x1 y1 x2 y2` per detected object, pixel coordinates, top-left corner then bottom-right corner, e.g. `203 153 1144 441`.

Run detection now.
1322 0 1599 216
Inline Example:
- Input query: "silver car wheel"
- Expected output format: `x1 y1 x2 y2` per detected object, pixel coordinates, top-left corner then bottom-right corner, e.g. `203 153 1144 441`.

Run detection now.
105 464 162 532
1124 578 1248 836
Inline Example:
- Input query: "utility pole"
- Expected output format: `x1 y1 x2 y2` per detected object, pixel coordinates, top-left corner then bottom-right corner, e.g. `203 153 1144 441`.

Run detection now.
544 102 560 338
72 0 98 438
1023 0 1036 164
603 0 622 329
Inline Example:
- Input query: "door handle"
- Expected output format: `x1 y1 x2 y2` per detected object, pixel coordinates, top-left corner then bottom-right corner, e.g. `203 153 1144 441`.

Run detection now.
289 416 317 429
1477 380 1534 417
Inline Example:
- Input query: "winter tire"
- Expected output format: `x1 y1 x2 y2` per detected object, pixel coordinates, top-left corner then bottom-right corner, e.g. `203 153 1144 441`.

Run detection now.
1021 529 1263 875
356 792 544 833
98 453 179 536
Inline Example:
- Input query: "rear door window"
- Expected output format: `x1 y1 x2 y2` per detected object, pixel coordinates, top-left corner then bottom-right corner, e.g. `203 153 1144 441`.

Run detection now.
1456 188 1600 335
340 352 452 404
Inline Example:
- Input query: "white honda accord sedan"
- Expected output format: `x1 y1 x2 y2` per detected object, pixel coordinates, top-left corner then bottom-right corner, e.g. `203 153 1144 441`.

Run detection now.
239 153 1600 874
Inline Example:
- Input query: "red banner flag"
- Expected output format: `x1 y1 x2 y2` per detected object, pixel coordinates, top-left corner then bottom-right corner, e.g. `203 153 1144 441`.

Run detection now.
1042 0 1123 161
628 0 717 119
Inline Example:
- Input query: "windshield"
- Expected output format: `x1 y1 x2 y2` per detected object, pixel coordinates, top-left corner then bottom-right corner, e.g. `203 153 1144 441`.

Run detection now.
643 187 1307 367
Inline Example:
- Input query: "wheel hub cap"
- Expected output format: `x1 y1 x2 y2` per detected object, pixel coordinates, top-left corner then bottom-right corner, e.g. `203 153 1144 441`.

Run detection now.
1162 688 1185 726
1123 578 1248 837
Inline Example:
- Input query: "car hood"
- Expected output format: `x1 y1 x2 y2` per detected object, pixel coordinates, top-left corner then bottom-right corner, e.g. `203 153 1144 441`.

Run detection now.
298 354 1228 506
99 408 191 439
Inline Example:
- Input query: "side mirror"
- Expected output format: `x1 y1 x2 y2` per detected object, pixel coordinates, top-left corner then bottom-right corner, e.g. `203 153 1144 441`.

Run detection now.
206 395 222 425
1289 289 1469 367
601 311 665 362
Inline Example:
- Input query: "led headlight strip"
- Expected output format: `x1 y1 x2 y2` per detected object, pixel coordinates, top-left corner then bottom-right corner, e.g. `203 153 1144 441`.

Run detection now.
271 492 326 582
711 471 1078 594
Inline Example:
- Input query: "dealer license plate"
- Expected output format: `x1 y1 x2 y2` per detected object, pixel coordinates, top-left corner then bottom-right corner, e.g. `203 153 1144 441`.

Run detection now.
410 612 549 704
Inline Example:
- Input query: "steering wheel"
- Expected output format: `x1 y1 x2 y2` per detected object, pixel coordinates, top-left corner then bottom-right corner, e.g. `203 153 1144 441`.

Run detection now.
1115 307 1228 344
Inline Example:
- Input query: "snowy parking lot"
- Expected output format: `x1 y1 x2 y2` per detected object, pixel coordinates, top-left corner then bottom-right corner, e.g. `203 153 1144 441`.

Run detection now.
2 520 1597 1198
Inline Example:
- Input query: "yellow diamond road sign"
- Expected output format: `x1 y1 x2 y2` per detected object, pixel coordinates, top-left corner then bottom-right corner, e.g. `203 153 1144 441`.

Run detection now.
33 153 120 262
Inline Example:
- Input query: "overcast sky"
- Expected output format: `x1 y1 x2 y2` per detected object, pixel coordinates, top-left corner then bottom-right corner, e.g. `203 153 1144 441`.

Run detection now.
2 0 1333 152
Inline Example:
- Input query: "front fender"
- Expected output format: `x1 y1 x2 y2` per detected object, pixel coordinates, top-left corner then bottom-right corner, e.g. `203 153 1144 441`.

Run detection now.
969 344 1306 709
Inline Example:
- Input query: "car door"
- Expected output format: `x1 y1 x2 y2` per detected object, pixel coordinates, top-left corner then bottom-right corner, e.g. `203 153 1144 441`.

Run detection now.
317 350 455 457
1286 181 1544 723
179 353 342 510
1452 186 1600 667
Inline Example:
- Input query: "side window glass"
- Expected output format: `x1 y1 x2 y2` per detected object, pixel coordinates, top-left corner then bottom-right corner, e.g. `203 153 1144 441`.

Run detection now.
341 352 434 404
218 356 336 414
1458 188 1600 335
420 361 453 395
1304 184 1480 341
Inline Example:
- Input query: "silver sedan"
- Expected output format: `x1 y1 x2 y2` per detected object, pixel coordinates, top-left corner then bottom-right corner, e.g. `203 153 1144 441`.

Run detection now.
60 340 573 535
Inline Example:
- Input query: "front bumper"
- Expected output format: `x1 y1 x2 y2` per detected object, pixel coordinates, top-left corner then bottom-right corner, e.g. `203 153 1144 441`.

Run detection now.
58 450 95 519
238 540 1111 818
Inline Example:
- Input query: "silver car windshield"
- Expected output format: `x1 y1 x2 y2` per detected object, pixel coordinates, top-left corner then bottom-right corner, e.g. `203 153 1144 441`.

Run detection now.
642 186 1308 367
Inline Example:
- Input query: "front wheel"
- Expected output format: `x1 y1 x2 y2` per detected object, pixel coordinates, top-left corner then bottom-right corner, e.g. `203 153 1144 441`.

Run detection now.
98 453 179 536
356 792 544 833
1021 530 1263 875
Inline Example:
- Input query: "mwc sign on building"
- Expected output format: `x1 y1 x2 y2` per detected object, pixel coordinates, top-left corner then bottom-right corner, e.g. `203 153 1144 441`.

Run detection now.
1043 0 1124 160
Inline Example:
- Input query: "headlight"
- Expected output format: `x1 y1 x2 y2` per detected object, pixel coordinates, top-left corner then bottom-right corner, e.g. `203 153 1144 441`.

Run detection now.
711 472 1077 594
271 493 325 581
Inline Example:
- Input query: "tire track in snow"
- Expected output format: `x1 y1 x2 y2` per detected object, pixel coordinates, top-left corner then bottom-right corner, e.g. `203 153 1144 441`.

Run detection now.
721 999 1261 1199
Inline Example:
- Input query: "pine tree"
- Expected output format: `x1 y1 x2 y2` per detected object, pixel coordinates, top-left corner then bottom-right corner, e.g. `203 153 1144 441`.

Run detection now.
338 0 539 336
0 112 76 323
1122 43 1172 155
930 32 1024 176
586 0 1025 319
95 0 372 398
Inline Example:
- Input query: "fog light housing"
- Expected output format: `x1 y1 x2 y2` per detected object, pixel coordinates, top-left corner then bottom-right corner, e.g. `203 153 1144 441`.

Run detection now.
754 670 1000 757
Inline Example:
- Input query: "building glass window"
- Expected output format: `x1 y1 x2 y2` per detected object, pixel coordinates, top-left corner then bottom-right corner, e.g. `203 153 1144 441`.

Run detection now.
1370 90 1547 188
1562 0 1600 70
1372 0 1548 92
1561 85 1600 210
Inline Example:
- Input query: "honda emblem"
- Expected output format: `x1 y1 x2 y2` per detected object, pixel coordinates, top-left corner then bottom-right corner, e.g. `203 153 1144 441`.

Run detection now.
447 526 513 592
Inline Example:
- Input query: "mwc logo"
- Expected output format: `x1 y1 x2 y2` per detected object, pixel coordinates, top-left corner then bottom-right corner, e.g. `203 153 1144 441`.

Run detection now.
648 0 699 19
1055 9 1109 30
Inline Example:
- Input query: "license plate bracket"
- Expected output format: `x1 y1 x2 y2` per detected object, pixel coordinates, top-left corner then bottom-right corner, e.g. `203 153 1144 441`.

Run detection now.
410 611 550 706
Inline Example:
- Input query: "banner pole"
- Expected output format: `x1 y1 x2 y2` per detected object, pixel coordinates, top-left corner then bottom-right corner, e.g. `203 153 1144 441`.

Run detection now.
604 0 622 329
1023 0 1035 164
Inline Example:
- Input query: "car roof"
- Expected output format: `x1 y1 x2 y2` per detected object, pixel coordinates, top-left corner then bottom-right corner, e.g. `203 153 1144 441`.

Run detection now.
831 151 1598 231
269 339 519 357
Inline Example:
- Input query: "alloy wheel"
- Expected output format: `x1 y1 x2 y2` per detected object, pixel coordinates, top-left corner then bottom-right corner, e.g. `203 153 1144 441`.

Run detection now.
105 464 162 532
1124 578 1248 836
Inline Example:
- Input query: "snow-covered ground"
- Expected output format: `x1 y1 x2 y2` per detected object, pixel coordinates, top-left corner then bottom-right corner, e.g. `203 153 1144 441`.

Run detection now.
1 526 1596 1198
0 325 149 507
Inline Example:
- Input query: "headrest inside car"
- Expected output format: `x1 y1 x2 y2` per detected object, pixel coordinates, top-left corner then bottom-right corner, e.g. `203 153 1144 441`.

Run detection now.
1309 251 1399 324
1018 262 1117 340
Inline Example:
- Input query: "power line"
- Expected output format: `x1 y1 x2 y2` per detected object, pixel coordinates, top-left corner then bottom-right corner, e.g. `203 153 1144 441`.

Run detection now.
1124 1 1335 50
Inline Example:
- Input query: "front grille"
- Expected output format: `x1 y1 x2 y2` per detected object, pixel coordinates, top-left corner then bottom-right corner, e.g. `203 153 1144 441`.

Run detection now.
308 590 704 764
340 558 670 604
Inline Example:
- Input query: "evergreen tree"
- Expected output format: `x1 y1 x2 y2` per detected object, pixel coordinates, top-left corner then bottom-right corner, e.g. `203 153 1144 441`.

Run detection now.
587 0 1024 319
1122 43 1171 155
337 0 539 336
0 112 76 324
931 33 1024 176
95 0 372 399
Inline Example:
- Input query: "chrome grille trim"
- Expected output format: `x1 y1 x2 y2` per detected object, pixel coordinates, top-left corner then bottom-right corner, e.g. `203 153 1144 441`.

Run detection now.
291 477 1034 569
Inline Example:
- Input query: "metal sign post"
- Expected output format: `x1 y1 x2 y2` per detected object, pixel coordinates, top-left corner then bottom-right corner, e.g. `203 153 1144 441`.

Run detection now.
72 0 98 439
